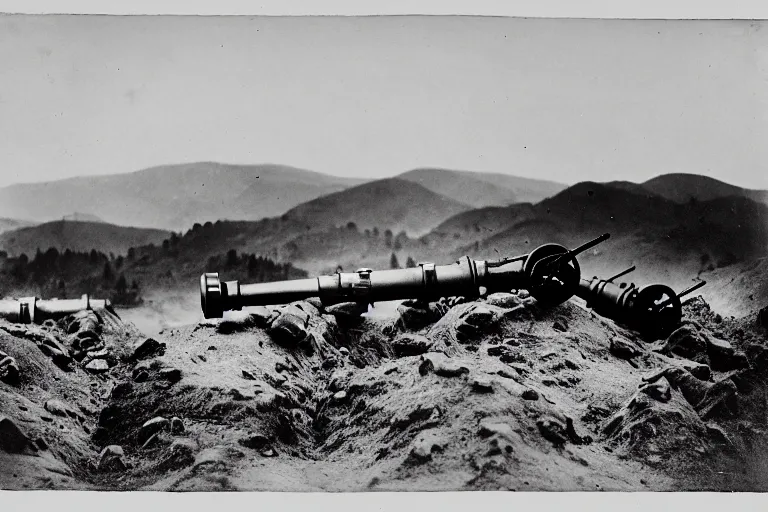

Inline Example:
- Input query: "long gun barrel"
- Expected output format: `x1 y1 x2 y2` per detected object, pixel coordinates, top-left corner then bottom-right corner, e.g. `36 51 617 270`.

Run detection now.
200 233 610 318
575 267 706 338
0 294 113 325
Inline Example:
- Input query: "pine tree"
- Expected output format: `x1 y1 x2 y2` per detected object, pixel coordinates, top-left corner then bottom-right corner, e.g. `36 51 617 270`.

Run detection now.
103 262 114 282
390 252 400 269
116 274 128 295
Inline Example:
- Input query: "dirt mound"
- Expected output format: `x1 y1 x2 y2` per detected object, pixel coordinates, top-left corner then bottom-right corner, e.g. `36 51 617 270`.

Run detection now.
2 291 768 491
0 307 144 489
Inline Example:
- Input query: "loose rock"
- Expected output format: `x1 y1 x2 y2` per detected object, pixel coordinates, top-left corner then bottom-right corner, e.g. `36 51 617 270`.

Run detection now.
267 305 310 347
158 368 182 383
0 354 20 385
610 337 641 360
139 417 170 444
407 430 446 464
485 293 521 309
704 334 748 371
471 376 494 393
393 334 433 357
44 399 78 419
397 299 444 330
325 302 368 322
640 379 672 403
553 317 569 332
0 416 31 453
131 338 165 360
238 433 271 450
98 445 127 472
417 353 471 377
85 359 110 374
522 389 539 401
662 325 708 361
246 306 274 328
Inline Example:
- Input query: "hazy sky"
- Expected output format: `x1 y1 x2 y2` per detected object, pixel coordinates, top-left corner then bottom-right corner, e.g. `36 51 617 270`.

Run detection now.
0 15 766 189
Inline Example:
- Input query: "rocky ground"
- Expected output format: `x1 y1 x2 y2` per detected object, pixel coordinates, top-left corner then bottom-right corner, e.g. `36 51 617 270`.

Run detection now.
2 289 768 491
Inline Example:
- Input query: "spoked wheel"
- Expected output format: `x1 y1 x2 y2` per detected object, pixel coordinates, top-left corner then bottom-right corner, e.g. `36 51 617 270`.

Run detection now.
524 243 581 308
630 284 682 339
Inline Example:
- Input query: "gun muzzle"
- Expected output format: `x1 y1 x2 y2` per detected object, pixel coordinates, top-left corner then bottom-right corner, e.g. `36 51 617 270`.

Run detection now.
0 294 113 325
200 234 610 318
576 273 706 338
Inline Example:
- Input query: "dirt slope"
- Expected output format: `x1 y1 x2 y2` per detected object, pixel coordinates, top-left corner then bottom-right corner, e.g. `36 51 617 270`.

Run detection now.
2 287 767 491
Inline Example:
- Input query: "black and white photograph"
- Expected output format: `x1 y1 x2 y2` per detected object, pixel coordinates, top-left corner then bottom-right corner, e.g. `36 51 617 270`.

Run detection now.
1 0 767 498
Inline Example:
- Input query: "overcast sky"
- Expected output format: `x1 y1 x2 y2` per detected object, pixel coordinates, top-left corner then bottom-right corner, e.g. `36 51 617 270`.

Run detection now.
0 15 766 189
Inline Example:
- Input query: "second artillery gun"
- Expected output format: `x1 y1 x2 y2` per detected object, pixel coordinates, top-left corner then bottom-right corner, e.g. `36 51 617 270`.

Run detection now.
576 266 706 339
200 233 610 318
0 294 115 325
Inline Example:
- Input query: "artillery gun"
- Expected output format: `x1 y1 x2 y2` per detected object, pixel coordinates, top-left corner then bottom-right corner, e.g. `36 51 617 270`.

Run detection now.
0 294 114 325
576 266 706 338
200 233 610 318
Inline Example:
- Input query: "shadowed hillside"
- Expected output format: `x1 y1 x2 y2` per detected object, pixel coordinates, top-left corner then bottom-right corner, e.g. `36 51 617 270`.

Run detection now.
641 173 768 206
282 178 471 236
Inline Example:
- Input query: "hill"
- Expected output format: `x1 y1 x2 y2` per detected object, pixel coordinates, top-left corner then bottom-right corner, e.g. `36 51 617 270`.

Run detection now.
281 178 471 237
641 173 768 206
0 221 170 257
0 162 365 231
398 167 566 208
438 181 768 299
421 203 538 254
0 218 35 236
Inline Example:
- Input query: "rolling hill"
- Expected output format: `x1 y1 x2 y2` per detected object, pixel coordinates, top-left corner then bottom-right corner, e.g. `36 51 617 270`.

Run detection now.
640 173 768 206
398 167 566 208
281 178 471 236
0 162 366 231
0 220 170 257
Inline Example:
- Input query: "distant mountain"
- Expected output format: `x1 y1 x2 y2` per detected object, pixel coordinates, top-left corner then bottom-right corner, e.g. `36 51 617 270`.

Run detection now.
0 220 170 257
282 178 471 236
640 173 768 206
0 162 366 231
398 167 566 208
